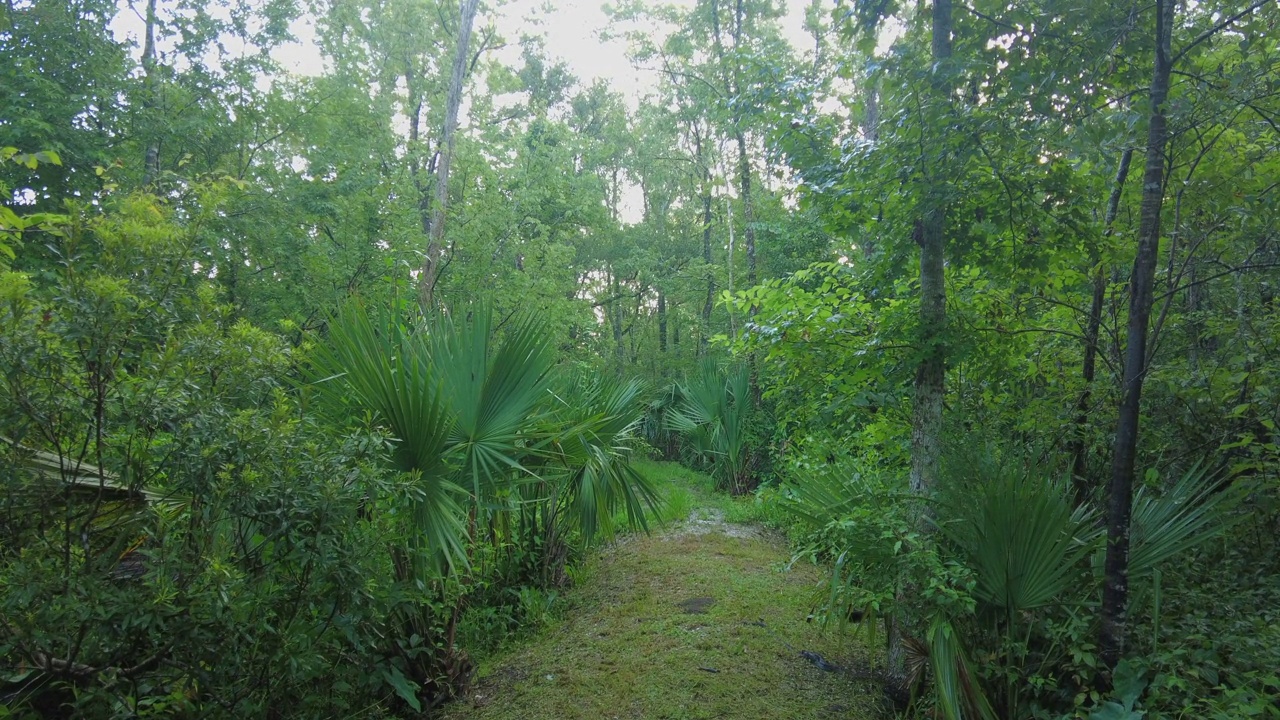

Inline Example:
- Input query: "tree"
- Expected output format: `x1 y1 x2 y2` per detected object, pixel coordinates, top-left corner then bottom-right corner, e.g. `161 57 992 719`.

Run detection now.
1099 0 1275 673
419 0 481 307
909 0 952 496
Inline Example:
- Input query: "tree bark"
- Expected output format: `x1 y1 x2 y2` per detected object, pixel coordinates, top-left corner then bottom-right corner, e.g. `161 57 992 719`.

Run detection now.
418 0 480 309
610 272 625 375
909 0 951 496
728 0 756 287
1100 0 1174 673
735 134 757 287
729 0 761 405
141 0 160 185
1071 148 1133 500
697 129 715 355
657 290 668 353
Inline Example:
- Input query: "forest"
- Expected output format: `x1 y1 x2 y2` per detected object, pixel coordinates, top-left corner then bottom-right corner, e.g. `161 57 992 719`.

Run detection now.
1 0 1277 717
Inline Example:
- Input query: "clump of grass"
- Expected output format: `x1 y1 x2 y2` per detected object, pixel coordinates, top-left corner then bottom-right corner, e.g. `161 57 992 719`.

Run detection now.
721 484 806 538
660 485 695 523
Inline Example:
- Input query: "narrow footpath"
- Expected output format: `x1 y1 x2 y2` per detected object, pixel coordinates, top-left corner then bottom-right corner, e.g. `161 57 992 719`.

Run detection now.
442 464 881 720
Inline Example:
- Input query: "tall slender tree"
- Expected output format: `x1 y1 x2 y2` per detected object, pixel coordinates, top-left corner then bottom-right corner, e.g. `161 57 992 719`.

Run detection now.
909 0 952 496
420 0 481 307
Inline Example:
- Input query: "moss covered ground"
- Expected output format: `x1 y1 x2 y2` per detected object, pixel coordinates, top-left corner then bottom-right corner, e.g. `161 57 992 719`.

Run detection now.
440 461 882 720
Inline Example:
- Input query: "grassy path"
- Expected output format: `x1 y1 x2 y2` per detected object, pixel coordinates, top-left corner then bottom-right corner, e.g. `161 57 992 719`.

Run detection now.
441 461 880 720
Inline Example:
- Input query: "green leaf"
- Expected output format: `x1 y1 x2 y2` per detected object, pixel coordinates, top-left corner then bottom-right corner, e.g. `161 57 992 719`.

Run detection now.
1089 701 1144 720
1112 659 1148 710
381 665 422 712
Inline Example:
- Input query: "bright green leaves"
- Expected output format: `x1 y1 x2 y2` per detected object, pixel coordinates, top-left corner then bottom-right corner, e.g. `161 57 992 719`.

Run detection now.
0 148 62 170
0 147 67 268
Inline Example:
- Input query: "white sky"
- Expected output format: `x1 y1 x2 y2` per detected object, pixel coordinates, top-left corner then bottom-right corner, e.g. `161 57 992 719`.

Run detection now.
113 0 813 104
486 0 812 102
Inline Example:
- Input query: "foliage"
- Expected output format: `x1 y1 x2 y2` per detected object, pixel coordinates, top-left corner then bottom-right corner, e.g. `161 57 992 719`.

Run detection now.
666 362 758 494
307 301 661 706
2 0 1278 717
779 437 1255 718
0 192 401 717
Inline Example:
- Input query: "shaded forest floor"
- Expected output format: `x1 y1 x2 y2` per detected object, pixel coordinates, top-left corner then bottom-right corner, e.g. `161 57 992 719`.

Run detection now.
440 461 883 720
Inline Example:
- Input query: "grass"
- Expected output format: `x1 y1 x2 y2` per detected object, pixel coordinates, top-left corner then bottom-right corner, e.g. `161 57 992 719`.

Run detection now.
443 460 882 720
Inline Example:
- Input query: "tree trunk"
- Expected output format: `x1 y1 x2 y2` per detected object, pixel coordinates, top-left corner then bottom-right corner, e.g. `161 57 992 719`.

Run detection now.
1071 148 1134 500
610 272 625 375
1100 0 1175 674
909 0 951 497
418 0 480 309
728 0 756 288
657 290 668 353
736 133 757 287
729 1 761 405
698 131 715 355
141 0 161 185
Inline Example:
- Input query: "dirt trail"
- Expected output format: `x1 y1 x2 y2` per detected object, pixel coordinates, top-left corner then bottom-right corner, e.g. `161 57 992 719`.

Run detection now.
441 506 881 720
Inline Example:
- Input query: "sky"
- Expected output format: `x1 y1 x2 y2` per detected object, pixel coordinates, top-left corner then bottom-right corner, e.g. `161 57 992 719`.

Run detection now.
113 0 815 105
483 0 813 102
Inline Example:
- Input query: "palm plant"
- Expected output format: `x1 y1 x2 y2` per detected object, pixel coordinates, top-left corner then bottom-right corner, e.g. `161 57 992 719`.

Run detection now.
308 302 554 708
543 374 660 543
783 441 1250 720
933 453 1103 717
1127 461 1247 579
310 303 467 575
668 361 754 494
516 373 661 584
309 302 660 707
935 452 1104 619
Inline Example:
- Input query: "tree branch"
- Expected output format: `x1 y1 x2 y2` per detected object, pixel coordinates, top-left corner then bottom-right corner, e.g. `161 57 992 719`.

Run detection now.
1172 0 1270 65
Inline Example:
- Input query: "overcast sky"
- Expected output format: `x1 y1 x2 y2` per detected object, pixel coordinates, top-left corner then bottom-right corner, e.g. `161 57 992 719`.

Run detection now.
113 0 813 104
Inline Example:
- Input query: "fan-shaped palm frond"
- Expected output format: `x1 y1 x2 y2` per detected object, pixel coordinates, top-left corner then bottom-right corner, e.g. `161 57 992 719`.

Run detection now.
935 454 1102 616
668 362 753 493
309 302 466 573
1128 461 1248 578
543 374 660 543
428 309 554 504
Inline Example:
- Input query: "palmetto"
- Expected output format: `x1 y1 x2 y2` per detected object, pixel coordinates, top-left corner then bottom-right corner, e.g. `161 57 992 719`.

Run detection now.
667 361 754 494
783 445 1245 720
310 301 659 578
308 302 658 708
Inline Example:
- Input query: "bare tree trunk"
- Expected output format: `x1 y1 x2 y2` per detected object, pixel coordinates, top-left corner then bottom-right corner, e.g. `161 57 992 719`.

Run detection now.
419 0 480 309
657 290 668 353
1071 148 1134 500
861 78 879 143
735 134 757 287
141 0 161 185
697 130 715 355
1100 0 1174 674
610 272 625 375
909 0 951 497
729 0 760 405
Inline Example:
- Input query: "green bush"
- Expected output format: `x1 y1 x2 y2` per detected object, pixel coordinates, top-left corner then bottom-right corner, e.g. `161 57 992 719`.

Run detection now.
777 437 1254 720
0 194 405 717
